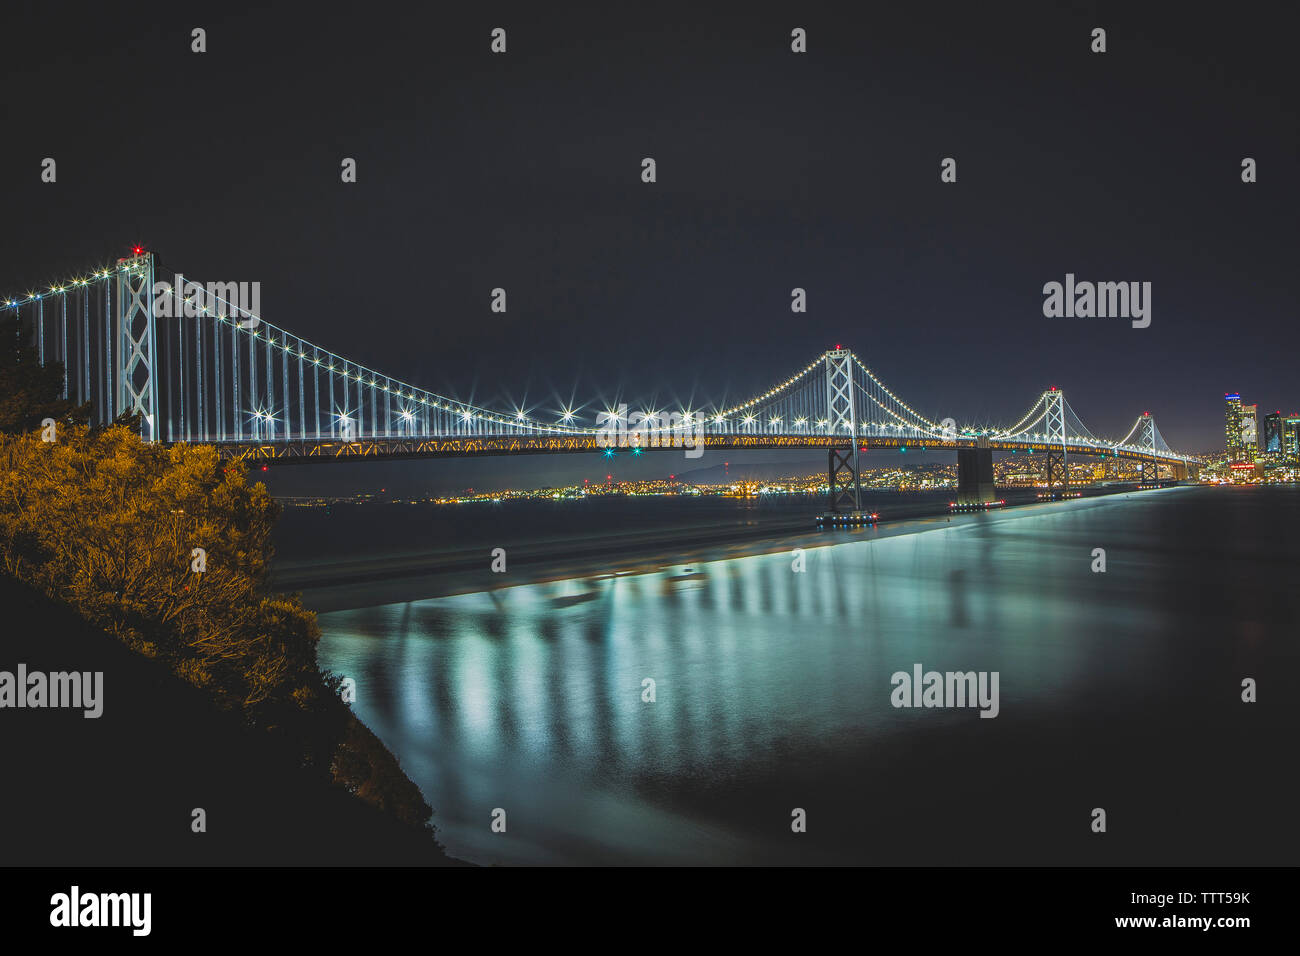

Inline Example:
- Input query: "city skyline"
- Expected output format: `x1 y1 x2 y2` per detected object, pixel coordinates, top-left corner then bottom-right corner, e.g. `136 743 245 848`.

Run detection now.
1223 390 1300 467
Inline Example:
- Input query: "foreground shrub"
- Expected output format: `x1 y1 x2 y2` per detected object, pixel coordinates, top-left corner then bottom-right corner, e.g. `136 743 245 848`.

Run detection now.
0 424 433 832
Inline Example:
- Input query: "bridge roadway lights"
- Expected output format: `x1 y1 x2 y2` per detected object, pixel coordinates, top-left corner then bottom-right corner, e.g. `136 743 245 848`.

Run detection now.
1037 491 1082 501
950 499 1005 513
817 510 879 527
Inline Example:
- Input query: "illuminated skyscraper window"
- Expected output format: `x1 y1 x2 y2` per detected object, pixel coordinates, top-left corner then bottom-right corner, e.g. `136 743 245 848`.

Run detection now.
1224 394 1243 460
1241 403 1258 462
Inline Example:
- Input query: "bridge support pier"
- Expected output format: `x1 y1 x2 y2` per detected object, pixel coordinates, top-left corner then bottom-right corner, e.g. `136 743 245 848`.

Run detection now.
827 445 862 512
1042 445 1069 498
955 438 998 510
1139 457 1163 486
818 445 876 525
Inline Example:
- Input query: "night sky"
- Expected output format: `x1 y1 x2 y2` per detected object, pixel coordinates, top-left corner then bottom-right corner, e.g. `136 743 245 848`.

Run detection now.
5 2 1296 493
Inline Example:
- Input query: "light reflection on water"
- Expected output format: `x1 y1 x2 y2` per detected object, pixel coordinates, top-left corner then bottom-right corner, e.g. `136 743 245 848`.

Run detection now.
317 487 1299 865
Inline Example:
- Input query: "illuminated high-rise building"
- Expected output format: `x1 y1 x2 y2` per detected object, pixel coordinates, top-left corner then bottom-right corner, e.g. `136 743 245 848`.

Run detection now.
1262 411 1284 460
1224 393 1243 460
1241 403 1258 462
1285 416 1300 464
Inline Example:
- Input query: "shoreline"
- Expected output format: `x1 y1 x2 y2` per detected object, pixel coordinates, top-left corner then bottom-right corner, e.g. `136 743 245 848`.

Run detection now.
276 483 1191 613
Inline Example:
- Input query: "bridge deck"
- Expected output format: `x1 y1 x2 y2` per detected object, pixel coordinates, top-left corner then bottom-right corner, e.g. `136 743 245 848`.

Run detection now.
210 434 1191 465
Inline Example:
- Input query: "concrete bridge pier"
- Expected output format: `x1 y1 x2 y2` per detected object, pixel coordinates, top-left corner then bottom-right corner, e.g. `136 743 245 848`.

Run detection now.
956 438 997 508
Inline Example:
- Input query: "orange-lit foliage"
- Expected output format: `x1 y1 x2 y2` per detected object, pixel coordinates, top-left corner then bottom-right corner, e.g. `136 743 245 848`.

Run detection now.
0 424 432 832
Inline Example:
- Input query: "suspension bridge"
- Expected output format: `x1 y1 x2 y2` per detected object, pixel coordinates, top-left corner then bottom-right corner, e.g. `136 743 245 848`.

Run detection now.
5 251 1197 518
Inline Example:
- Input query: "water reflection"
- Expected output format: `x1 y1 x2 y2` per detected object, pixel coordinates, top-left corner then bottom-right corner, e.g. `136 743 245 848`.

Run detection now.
317 488 1300 865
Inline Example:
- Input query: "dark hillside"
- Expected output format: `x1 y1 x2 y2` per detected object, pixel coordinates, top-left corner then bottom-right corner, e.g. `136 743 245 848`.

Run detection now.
1 573 462 866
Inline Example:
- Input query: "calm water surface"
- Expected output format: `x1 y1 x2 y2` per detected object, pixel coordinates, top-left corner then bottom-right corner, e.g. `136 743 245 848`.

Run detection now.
314 486 1300 865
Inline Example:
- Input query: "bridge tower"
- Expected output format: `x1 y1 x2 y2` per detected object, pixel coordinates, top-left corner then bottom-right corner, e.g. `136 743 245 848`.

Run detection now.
1137 413 1160 485
1042 387 1068 496
114 251 159 441
823 348 865 519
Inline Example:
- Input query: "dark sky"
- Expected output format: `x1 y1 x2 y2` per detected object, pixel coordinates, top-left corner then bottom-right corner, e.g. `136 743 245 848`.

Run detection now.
5 1 1296 491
